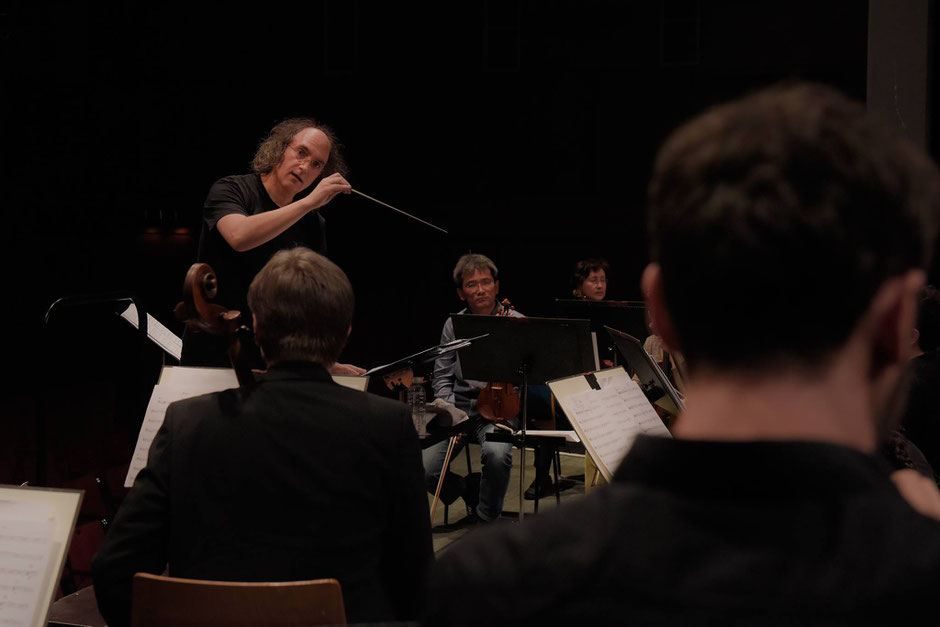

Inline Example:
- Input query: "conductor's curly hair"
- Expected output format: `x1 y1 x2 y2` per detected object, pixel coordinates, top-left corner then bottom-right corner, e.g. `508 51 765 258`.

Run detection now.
251 117 348 178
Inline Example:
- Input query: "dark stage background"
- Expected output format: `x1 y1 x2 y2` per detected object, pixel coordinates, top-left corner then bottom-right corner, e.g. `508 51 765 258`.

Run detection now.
0 1 890 486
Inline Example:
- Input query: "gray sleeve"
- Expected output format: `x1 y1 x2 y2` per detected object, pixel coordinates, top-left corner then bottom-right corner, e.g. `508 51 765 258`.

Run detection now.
431 317 456 405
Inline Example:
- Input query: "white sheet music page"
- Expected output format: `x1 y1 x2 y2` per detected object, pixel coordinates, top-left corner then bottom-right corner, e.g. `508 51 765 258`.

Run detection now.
125 367 240 488
119 304 183 361
0 501 57 627
566 377 670 478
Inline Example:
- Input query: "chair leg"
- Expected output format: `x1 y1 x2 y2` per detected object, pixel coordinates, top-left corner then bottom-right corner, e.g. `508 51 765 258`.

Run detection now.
533 444 541 514
464 442 473 514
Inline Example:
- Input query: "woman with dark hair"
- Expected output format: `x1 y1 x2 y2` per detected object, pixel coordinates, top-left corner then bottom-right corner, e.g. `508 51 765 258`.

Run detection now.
572 258 609 301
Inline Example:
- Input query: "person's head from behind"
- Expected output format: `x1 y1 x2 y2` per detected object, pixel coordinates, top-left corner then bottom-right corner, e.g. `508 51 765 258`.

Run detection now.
453 253 500 315
248 247 354 367
644 82 939 410
572 258 609 301
914 285 940 354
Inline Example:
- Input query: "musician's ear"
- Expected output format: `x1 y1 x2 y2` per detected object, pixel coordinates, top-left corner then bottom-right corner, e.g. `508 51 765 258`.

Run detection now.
641 263 682 354
456 288 467 302
347 325 352 338
252 314 258 335
865 268 925 376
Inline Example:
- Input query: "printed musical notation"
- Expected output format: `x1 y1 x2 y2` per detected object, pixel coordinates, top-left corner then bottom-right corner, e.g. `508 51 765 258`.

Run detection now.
0 502 57 627
564 376 670 477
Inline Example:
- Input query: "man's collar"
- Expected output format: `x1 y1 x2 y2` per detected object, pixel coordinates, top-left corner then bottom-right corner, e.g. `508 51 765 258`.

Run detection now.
614 435 894 497
257 361 334 384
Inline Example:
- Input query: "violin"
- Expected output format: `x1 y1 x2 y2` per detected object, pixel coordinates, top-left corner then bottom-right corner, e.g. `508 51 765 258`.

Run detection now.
476 299 521 423
174 263 255 386
383 368 414 392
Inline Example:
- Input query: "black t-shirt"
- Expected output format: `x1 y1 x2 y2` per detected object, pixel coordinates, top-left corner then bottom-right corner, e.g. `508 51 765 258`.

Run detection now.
181 173 327 367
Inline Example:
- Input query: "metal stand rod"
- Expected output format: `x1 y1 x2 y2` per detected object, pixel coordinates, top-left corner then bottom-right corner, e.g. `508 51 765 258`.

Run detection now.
517 365 529 521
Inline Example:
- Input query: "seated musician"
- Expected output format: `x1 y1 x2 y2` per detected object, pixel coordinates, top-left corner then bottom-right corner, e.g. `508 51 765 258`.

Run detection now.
571 256 617 367
425 83 940 623
571 258 609 301
426 253 522 523
520 257 617 500
93 248 432 626
642 309 687 394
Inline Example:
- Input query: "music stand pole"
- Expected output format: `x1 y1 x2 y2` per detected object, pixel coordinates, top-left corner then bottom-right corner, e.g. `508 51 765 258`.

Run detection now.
518 364 529 521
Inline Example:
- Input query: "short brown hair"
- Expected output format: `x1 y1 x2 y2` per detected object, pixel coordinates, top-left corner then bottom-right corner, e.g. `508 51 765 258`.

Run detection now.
251 117 348 177
648 82 940 373
247 247 354 365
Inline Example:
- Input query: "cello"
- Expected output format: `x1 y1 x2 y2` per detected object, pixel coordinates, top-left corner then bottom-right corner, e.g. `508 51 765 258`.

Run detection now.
173 263 255 386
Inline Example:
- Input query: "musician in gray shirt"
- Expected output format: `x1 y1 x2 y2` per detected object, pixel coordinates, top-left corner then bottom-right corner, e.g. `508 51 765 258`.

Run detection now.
425 254 522 523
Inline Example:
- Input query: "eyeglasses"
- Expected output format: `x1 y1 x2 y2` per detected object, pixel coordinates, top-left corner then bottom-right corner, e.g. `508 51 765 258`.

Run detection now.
463 278 495 290
288 144 325 169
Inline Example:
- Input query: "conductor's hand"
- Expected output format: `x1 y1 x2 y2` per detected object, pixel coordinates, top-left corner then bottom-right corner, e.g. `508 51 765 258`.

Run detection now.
307 173 352 211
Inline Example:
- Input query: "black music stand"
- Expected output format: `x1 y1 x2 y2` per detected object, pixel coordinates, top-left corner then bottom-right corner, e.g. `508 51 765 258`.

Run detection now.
554 299 649 365
364 335 488 380
605 326 685 413
451 314 595 519
365 334 488 399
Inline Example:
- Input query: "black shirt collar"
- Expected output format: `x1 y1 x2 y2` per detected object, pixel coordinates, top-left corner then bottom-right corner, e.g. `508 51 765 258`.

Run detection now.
256 361 334 384
614 434 895 498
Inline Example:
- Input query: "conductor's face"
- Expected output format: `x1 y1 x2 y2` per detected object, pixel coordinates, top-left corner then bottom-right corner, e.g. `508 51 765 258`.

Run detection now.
274 127 332 197
458 268 499 315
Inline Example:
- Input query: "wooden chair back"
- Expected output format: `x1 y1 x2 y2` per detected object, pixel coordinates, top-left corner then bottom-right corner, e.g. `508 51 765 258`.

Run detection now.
131 573 346 626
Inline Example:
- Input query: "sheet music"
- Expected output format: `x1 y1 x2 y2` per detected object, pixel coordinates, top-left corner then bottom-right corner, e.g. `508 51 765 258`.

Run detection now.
125 378 235 488
564 376 669 478
0 501 57 627
157 365 238 388
119 304 183 361
128 366 371 487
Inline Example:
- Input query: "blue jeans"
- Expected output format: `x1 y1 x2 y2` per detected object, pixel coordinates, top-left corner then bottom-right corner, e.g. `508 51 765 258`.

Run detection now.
422 399 517 522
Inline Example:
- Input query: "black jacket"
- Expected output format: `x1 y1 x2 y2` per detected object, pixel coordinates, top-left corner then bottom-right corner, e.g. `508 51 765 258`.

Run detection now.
93 362 433 625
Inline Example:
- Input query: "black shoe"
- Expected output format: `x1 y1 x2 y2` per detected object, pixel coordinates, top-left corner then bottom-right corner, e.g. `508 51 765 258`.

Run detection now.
462 472 481 513
524 477 555 500
462 509 498 526
461 509 484 526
